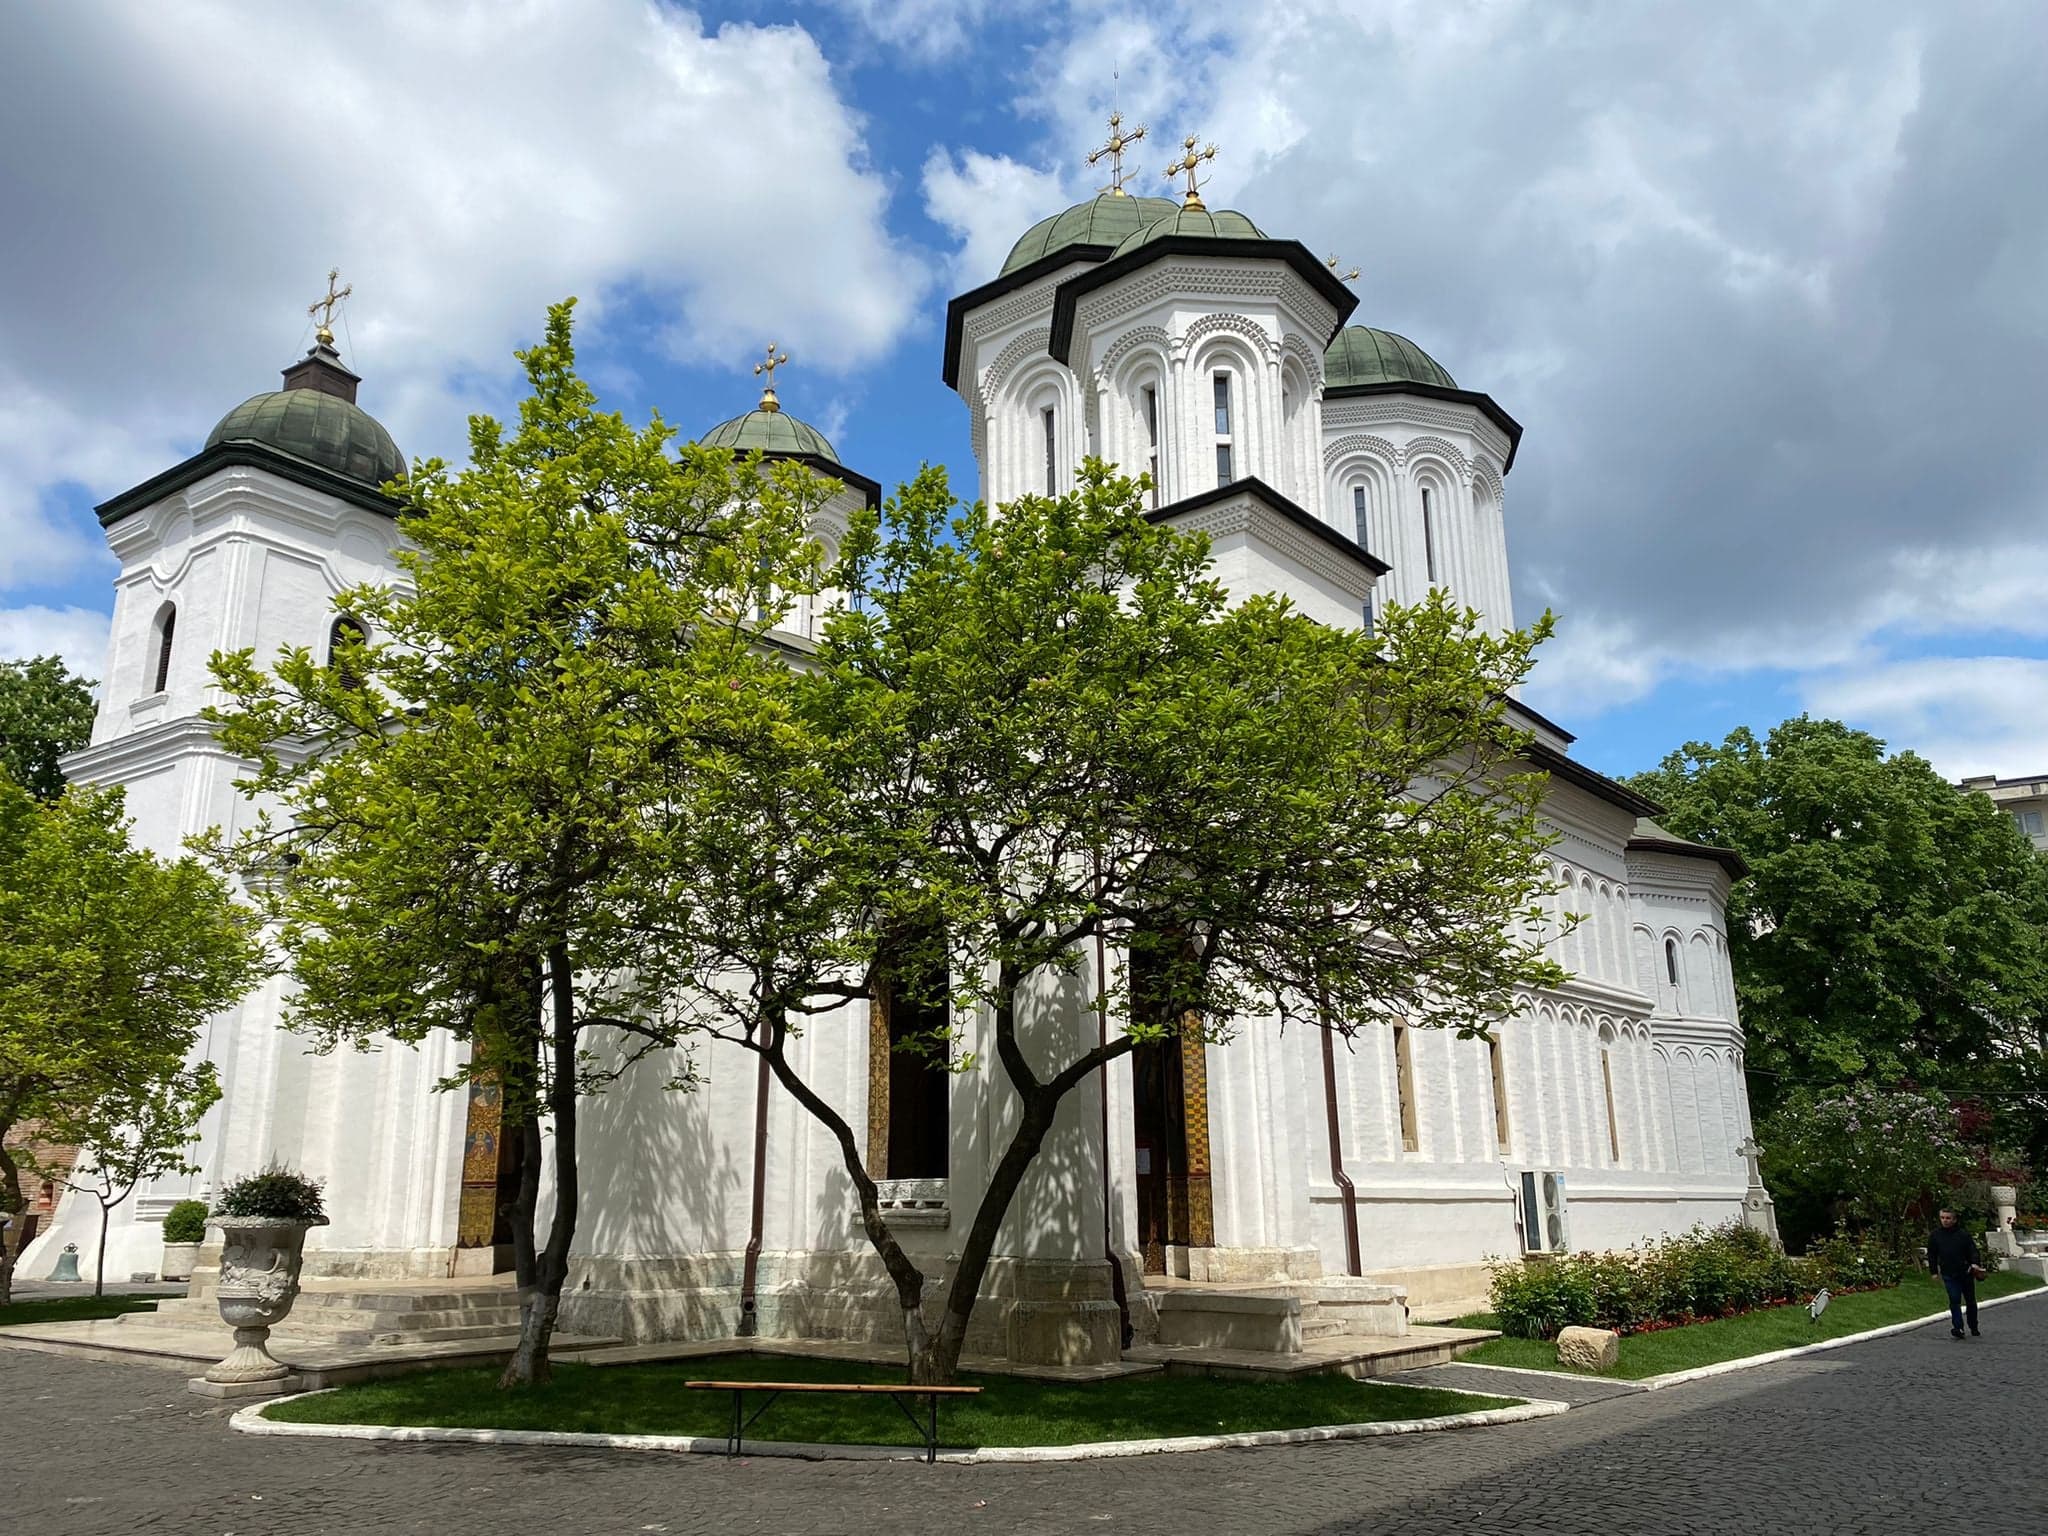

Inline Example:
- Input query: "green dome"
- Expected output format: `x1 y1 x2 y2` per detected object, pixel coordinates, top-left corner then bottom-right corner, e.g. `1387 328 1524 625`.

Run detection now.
1111 205 1267 256
1323 326 1457 391
1001 193 1182 275
699 407 838 461
205 389 406 486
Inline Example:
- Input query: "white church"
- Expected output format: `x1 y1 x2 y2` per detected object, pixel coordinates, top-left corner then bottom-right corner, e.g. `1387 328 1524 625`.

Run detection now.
26 143 1767 1364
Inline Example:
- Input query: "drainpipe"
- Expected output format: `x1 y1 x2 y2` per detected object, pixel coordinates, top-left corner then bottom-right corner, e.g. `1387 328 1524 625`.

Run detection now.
1094 912 1133 1348
1317 983 1363 1277
737 1050 772 1337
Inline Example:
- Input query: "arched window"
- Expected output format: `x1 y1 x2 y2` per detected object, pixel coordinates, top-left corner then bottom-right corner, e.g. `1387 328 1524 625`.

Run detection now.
1422 486 1438 583
150 604 176 695
1212 371 1235 486
1351 484 1369 546
1142 385 1161 507
328 614 368 688
1041 406 1057 495
1665 937 1680 987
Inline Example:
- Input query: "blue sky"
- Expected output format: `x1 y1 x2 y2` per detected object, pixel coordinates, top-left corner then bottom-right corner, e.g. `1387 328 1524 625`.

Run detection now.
4 1 2045 784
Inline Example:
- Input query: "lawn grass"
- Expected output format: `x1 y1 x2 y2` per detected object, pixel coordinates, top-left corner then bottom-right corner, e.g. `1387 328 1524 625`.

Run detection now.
1457 1271 2043 1381
0 1294 170 1328
262 1352 1517 1448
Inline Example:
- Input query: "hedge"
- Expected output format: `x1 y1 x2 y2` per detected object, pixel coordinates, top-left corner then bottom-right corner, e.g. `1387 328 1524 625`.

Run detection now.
1487 1222 1907 1340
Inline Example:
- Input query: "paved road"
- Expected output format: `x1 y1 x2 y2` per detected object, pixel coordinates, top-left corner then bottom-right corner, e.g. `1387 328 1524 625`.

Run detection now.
6 1294 2045 1536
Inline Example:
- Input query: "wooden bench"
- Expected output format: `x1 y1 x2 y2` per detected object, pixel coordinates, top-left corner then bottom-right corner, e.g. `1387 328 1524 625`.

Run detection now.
684 1379 982 1463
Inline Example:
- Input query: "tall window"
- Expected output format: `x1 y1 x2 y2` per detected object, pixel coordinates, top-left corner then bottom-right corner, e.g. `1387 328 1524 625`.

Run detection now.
1664 937 1680 987
1601 1047 1622 1163
1393 1023 1419 1153
1213 372 1234 486
1422 486 1438 583
1351 484 1369 547
868 926 951 1181
1488 1035 1511 1151
328 614 367 688
150 604 177 694
1042 407 1056 495
1143 385 1161 507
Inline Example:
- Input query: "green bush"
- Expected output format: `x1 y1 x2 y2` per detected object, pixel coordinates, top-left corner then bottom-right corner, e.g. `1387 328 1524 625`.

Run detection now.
1488 1222 1859 1340
215 1165 326 1222
160 1199 209 1244
1808 1226 1907 1289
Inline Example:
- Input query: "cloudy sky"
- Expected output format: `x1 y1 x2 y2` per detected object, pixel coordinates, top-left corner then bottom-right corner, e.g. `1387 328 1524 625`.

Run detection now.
4 1 2044 780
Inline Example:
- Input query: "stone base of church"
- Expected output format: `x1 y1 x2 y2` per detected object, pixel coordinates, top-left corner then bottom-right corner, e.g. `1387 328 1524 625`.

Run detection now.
558 1250 1124 1367
1167 1244 1324 1284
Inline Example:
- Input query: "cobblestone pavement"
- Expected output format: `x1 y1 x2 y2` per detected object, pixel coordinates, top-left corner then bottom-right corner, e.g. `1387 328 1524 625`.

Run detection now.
6 1295 2045 1536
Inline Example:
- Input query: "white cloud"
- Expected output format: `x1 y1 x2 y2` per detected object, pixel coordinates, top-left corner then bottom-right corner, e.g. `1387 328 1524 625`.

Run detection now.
0 1 929 597
1801 656 2048 779
0 606 113 681
822 0 1014 63
922 149 1072 289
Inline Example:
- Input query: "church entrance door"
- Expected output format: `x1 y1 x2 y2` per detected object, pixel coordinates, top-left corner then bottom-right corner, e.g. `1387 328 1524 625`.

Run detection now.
1131 1030 1214 1275
455 1073 523 1273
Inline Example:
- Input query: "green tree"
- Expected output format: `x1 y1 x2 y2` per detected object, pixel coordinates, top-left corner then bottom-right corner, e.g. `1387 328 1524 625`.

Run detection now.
0 655 97 800
647 462 1566 1384
26 1064 220 1296
1630 717 2048 1116
208 301 825 1386
0 772 261 1304
1759 1084 1970 1254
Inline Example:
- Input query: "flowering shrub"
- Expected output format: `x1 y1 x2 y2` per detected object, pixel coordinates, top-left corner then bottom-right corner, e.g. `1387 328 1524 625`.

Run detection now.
1487 1221 1891 1340
1760 1085 1971 1253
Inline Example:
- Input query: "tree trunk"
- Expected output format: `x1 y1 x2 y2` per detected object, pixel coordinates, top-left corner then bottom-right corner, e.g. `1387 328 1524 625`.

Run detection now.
0 1097 27 1306
500 940 581 1390
95 1200 109 1298
756 1020 933 1379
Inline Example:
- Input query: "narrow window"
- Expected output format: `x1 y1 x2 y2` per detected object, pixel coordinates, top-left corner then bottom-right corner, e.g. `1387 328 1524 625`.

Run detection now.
1143 385 1160 507
1422 486 1438 583
1664 937 1680 987
1393 1023 1418 1153
151 605 176 694
1042 407 1056 495
1213 372 1234 487
1360 598 1375 638
328 614 367 688
868 924 951 1181
1352 484 1369 547
1601 1049 1622 1162
1489 1035 1511 1151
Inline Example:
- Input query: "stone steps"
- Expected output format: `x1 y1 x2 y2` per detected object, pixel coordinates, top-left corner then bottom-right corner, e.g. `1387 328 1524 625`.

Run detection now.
136 1274 532 1349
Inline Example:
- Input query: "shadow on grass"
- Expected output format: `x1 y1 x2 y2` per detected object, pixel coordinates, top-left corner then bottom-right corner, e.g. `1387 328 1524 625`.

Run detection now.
262 1351 1518 1448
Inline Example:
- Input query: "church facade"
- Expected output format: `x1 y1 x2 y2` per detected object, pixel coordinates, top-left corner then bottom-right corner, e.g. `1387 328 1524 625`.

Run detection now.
27 171 1765 1363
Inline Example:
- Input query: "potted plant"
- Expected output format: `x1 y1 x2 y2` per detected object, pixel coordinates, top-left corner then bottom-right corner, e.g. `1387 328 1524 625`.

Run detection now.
202 1166 328 1386
159 1199 208 1282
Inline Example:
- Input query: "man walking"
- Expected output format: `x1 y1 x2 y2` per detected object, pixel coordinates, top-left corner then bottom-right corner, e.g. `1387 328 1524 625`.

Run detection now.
1927 1208 1986 1339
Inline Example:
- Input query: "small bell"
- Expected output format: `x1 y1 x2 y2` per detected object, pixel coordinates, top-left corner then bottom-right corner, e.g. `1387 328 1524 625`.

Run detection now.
50 1243 82 1283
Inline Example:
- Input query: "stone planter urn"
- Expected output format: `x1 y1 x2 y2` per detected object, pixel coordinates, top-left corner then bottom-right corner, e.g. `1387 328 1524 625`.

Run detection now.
1990 1184 2021 1255
159 1241 200 1282
203 1214 328 1384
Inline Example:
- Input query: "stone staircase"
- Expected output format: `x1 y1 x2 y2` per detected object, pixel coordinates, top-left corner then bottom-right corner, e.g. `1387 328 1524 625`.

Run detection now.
2009 1231 2048 1282
135 1273 532 1348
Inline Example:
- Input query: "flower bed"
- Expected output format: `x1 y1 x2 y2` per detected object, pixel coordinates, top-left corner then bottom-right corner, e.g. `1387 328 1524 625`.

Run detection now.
1488 1222 1907 1340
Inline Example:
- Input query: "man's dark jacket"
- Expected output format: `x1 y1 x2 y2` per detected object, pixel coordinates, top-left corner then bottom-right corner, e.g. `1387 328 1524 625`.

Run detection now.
1927 1224 1979 1280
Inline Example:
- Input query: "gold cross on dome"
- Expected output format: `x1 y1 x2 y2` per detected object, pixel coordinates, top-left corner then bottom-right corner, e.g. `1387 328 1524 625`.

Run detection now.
1087 111 1148 196
308 268 352 346
1164 135 1218 211
1326 253 1361 283
754 343 790 412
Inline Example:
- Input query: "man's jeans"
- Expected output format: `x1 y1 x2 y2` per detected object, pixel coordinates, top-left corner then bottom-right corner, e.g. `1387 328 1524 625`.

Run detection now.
1942 1273 1979 1333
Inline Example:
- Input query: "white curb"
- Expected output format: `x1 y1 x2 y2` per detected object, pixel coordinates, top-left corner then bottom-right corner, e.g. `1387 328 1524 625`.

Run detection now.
230 1390 1568 1463
1433 1282 2048 1393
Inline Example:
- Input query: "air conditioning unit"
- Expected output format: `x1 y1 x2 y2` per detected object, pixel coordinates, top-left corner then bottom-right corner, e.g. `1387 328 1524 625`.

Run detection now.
1519 1170 1570 1254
